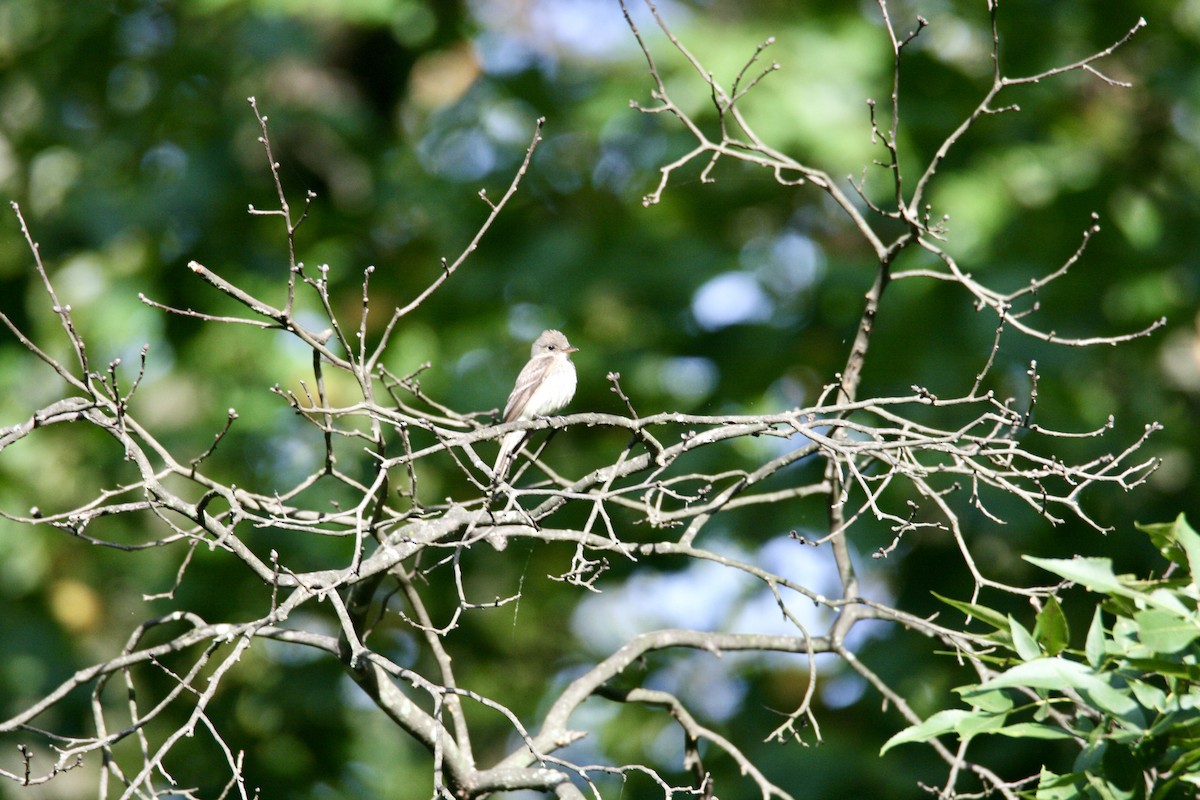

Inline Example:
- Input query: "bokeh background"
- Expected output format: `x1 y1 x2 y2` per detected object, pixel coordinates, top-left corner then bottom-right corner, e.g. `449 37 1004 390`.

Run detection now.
1 0 1197 797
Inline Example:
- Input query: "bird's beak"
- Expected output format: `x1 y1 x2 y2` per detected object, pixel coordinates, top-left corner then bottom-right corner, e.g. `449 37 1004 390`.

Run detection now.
565 346 579 353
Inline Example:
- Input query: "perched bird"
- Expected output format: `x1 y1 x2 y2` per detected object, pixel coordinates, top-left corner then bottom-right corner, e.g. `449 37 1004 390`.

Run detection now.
493 329 578 480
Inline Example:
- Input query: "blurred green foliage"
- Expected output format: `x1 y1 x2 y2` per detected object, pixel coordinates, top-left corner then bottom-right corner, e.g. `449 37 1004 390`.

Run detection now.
0 0 1197 797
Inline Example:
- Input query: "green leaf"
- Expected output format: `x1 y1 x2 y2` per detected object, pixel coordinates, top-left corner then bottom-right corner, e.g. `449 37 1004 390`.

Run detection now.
1026 556 1124 594
1103 594 1142 619
1085 775 1137 800
1135 608 1200 654
1036 767 1084 800
1112 616 1140 655
957 686 1013 713
1138 514 1200 579
931 591 1010 632
1181 516 1200 577
956 710 1010 739
1076 740 1107 773
1139 518 1190 568
880 708 1008 755
1011 615 1042 661
971 658 1144 729
1126 677 1166 713
1164 744 1200 783
1146 587 1191 616
1086 607 1107 668
990 722 1075 741
880 709 973 754
1030 556 1188 617
974 656 1090 693
1034 595 1070 656
1126 657 1200 682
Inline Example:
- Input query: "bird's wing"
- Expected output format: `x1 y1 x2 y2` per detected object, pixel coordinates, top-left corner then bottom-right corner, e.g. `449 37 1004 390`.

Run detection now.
503 356 549 422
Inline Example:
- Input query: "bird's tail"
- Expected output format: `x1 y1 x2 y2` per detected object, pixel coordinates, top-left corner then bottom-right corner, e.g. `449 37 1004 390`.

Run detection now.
492 430 525 482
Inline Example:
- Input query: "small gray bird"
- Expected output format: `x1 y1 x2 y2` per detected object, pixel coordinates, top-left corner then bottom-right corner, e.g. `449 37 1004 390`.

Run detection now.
493 329 578 480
